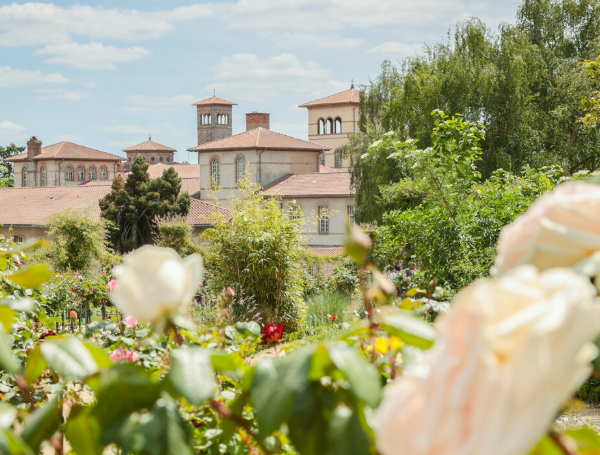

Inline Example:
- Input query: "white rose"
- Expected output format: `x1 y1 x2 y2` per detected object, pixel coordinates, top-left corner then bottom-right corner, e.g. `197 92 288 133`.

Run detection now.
110 245 203 323
377 266 600 455
493 181 600 275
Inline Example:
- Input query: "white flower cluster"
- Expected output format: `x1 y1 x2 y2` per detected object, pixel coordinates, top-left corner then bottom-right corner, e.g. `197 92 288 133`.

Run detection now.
377 181 600 455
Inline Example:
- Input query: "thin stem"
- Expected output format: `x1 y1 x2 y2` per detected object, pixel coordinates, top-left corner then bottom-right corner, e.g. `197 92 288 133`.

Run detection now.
360 268 377 363
548 430 577 455
210 399 272 455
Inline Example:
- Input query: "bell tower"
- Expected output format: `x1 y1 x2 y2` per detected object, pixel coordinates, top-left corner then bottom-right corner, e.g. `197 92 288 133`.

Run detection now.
193 95 237 146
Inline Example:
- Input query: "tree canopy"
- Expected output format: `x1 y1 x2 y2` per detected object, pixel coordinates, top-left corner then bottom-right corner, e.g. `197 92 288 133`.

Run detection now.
99 156 191 253
0 143 24 187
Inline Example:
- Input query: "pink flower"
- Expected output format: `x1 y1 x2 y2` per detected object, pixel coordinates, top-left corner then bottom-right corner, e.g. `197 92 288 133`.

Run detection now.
110 348 125 362
226 286 236 297
101 270 107 275
13 260 22 267
72 271 78 276
125 351 139 362
108 279 119 292
124 315 137 329
69 310 77 319
198 282 203 287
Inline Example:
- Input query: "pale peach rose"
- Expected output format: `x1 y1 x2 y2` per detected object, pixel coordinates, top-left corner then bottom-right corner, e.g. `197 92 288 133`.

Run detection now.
493 181 600 275
377 266 600 455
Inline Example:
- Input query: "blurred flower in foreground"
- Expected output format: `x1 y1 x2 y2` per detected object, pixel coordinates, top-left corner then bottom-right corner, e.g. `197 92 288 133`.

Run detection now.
69 310 77 319
377 265 600 455
123 315 137 329
493 181 600 275
261 324 285 345
110 245 203 324
107 279 119 292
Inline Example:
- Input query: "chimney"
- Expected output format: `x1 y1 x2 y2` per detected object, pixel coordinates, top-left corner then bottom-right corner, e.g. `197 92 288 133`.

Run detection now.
246 112 270 131
27 136 42 160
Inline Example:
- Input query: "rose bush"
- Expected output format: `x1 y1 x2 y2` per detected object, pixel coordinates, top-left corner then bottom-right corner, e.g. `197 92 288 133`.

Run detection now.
377 265 600 455
110 245 203 324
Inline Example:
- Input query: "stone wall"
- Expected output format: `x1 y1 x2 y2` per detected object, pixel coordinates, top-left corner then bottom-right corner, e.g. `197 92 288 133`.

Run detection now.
197 105 233 145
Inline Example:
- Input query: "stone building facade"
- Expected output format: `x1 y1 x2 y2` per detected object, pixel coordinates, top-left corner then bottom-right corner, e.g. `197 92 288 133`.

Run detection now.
123 138 176 167
193 96 237 146
6 138 123 188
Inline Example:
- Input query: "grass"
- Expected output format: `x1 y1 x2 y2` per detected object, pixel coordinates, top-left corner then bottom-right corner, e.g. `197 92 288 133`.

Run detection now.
304 291 353 329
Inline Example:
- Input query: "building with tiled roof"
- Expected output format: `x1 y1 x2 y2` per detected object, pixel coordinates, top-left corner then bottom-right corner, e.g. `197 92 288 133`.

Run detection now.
123 137 176 166
299 86 360 171
262 172 356 247
6 137 123 188
0 185 227 243
193 96 237 146
188 127 329 205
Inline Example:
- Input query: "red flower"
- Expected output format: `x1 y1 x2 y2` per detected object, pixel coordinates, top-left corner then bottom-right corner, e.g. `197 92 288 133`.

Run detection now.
39 330 56 340
13 260 22 267
101 270 107 274
69 310 77 319
260 323 285 345
330 315 337 321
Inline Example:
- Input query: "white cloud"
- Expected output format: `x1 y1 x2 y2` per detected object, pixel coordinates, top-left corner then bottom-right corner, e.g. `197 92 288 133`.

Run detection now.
0 2 218 47
124 94 198 113
208 53 348 102
34 89 90 101
35 42 149 70
94 122 192 136
275 33 363 49
367 42 424 56
0 121 26 140
0 66 68 87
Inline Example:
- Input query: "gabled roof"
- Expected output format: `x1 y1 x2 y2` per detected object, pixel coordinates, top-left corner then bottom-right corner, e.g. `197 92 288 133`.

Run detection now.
299 88 360 108
5 142 123 162
188 128 329 152
124 140 176 152
192 96 237 106
187 199 230 226
0 186 111 225
262 172 354 197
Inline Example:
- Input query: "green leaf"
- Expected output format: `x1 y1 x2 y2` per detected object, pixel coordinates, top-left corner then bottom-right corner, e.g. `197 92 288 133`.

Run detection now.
382 312 436 350
0 299 37 312
4 265 53 289
21 394 61 453
211 352 244 372
221 394 247 444
0 324 19 374
166 348 215 406
23 347 47 385
65 406 104 455
236 321 261 337
328 343 381 408
40 338 109 380
0 403 16 429
0 256 7 272
91 364 161 428
0 306 16 332
566 426 600 451
328 406 371 455
0 429 35 455
252 348 313 439
528 435 563 455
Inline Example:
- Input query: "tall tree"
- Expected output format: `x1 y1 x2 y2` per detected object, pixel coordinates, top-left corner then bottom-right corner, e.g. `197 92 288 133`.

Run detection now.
0 143 24 185
99 156 191 252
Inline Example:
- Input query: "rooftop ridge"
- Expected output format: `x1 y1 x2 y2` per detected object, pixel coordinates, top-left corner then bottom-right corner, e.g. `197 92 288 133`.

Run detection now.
299 88 360 108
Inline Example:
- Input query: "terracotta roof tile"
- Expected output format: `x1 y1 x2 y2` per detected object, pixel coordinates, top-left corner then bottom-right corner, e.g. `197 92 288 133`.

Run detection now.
187 199 230 226
262 172 354 197
307 245 346 256
298 89 360 108
5 142 123 162
192 96 237 106
319 165 345 173
0 186 111 225
123 140 176 152
188 128 329 152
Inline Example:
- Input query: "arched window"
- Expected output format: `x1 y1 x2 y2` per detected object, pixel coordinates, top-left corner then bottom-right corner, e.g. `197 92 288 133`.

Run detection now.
167 157 172 163
335 149 342 168
211 158 220 186
77 166 85 181
318 119 324 135
66 166 74 181
217 114 221 124
207 114 211 125
41 167 47 186
89 167 96 180
236 156 245 183
159 157 163 162
151 157 155 162
224 114 228 124
326 118 333 134
335 118 342 134
100 167 108 181
22 169 27 187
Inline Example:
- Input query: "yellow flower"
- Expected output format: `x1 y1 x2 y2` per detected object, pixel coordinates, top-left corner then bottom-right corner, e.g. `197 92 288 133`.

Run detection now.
376 337 390 354
390 335 403 351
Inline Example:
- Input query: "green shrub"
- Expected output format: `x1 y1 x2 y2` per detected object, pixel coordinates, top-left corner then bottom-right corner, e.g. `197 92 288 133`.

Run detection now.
576 377 600 403
332 261 359 296
157 216 202 257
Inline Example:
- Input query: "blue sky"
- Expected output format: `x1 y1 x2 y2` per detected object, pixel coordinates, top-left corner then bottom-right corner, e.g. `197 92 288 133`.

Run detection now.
0 0 520 163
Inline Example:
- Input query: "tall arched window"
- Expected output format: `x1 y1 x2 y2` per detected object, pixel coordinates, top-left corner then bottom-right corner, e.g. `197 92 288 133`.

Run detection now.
334 149 342 168
224 114 229 124
41 167 47 186
77 166 85 181
22 169 27 187
211 158 220 186
325 118 333 134
217 114 221 124
100 167 108 181
159 157 163 162
66 167 74 181
89 167 96 180
318 119 324 135
335 118 342 134
236 156 245 183
207 114 212 124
